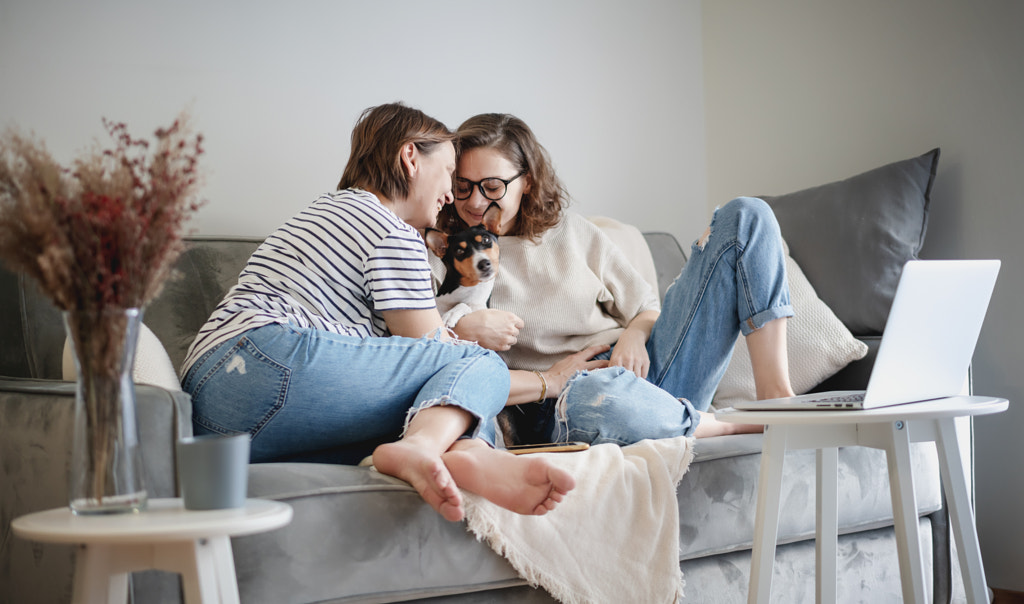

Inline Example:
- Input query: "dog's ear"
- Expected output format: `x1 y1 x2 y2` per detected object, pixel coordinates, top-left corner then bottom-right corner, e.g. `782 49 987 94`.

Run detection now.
424 228 448 258
482 202 503 235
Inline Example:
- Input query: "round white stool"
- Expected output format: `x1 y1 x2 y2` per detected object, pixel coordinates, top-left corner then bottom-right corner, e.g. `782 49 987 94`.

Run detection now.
12 498 293 604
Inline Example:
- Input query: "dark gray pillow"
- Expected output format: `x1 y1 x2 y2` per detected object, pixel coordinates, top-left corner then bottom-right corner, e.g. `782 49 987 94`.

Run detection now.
762 148 939 336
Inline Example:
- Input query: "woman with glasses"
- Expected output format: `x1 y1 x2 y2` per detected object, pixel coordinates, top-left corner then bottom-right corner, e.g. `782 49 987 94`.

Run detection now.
433 113 796 445
182 104 575 523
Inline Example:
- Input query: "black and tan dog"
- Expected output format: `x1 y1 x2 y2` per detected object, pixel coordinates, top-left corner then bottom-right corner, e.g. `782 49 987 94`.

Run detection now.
425 203 502 323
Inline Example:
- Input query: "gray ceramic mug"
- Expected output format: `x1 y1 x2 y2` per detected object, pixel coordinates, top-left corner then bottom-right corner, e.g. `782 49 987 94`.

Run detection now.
176 433 251 510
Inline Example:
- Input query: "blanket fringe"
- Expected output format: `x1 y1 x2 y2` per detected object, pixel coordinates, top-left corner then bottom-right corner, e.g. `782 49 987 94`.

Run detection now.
467 506 592 604
470 510 686 604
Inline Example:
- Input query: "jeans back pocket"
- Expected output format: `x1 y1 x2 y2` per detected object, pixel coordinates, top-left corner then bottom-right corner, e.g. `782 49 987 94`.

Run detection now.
187 336 291 437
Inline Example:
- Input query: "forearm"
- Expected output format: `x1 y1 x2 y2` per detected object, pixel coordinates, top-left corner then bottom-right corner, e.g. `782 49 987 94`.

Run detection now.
382 308 449 340
623 309 659 340
507 369 551 406
505 342 615 406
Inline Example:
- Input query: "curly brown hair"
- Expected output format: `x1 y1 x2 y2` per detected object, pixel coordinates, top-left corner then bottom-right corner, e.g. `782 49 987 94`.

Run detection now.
438 113 567 241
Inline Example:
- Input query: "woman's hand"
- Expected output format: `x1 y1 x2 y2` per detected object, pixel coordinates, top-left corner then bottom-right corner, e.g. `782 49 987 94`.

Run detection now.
609 310 658 378
453 309 524 351
545 344 612 395
606 313 655 378
610 328 650 378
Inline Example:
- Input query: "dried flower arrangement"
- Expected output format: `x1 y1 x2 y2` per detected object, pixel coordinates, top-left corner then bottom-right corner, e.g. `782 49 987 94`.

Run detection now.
0 113 204 508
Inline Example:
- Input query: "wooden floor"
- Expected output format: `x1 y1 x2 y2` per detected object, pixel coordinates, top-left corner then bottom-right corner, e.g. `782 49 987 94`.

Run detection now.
993 588 1024 604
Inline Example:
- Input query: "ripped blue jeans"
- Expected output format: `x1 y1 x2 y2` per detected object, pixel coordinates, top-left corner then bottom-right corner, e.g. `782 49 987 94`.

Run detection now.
182 323 509 463
528 197 794 446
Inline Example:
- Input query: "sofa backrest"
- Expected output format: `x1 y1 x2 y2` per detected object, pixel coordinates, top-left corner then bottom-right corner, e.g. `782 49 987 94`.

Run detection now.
0 270 66 380
143 233 687 375
1 225 894 395
144 237 262 374
0 230 688 381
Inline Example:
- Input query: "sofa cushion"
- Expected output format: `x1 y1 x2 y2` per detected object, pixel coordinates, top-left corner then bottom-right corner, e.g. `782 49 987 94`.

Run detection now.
642 232 688 300
712 242 868 408
229 434 942 603
763 148 939 335
238 463 523 603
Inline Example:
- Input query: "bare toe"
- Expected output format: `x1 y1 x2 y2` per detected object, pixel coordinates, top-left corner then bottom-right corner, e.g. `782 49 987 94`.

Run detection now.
444 441 577 516
374 441 465 522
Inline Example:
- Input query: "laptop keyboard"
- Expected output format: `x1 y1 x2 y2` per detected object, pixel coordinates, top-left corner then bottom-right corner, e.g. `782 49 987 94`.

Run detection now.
809 392 866 406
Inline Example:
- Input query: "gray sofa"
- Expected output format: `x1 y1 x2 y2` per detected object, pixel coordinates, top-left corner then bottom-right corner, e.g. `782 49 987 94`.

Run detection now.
2 149 965 603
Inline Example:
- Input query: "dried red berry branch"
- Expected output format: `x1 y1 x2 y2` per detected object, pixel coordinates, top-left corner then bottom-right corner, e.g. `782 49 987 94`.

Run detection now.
0 112 205 504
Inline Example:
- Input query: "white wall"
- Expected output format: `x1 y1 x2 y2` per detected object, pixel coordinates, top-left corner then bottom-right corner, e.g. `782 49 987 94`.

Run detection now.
0 0 707 243
704 0 1024 591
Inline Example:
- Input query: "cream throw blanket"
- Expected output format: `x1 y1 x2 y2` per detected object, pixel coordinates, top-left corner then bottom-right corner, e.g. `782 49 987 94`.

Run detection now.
463 436 696 604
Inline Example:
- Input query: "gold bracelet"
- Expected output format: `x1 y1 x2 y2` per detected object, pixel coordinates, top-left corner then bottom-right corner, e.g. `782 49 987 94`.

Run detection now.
532 370 548 403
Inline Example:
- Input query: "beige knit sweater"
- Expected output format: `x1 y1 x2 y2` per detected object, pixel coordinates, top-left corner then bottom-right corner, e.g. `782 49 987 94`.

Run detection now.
430 213 660 371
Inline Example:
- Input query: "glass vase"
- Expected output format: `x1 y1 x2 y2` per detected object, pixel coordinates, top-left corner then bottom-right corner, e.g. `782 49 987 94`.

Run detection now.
64 307 148 514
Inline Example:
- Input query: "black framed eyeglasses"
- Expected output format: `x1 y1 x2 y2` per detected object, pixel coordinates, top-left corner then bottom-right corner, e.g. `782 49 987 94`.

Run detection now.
454 171 526 201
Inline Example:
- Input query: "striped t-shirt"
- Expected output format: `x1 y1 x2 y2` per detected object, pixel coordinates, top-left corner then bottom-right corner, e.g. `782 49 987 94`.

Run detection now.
181 188 436 375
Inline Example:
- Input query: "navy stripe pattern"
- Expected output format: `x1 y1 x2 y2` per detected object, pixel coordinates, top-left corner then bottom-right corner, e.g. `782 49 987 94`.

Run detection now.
182 189 435 373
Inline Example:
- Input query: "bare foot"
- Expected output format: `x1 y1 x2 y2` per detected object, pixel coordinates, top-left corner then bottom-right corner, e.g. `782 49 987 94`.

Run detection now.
693 410 764 438
373 440 465 522
443 439 576 516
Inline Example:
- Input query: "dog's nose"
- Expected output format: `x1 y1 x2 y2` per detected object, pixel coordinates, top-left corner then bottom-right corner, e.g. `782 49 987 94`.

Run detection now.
478 258 492 272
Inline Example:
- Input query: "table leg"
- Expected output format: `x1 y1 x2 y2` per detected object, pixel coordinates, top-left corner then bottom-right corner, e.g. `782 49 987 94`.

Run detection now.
71 544 129 604
154 537 240 604
172 540 241 604
881 420 928 604
936 418 991 603
749 425 788 604
816 447 838 604
209 536 241 604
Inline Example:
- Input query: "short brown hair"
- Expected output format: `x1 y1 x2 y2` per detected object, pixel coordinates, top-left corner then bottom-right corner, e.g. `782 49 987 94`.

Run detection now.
337 103 455 201
438 113 567 241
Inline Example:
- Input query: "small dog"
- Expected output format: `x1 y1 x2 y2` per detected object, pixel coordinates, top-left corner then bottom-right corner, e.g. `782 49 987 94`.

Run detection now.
425 203 502 327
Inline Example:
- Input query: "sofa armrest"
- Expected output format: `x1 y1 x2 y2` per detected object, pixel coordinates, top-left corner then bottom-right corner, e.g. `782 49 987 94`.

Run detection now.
0 378 192 604
0 378 192 511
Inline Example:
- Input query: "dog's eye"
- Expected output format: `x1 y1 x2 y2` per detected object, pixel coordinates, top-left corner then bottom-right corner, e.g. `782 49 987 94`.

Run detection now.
453 248 469 259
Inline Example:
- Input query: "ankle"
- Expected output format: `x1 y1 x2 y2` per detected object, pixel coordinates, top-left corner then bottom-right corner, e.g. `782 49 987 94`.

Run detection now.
756 382 795 400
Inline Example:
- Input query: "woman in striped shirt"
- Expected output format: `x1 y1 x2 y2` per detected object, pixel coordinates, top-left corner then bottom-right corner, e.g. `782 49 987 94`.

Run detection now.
182 103 574 522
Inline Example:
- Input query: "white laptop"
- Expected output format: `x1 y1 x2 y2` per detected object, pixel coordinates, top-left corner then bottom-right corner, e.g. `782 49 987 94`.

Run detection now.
731 259 1000 411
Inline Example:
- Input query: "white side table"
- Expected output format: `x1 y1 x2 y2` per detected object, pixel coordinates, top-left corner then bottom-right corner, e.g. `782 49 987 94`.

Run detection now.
11 498 293 604
716 395 1007 604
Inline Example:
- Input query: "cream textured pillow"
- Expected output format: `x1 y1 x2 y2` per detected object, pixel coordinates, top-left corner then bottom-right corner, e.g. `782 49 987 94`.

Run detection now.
63 322 182 392
711 242 868 409
588 215 660 297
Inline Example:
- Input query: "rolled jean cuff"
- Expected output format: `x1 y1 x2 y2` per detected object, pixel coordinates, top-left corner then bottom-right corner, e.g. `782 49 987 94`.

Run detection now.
677 396 701 437
402 396 495 447
741 304 795 336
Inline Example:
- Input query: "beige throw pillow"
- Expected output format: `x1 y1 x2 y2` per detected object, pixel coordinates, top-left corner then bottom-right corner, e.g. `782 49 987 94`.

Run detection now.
63 322 182 392
587 216 660 296
712 242 868 409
